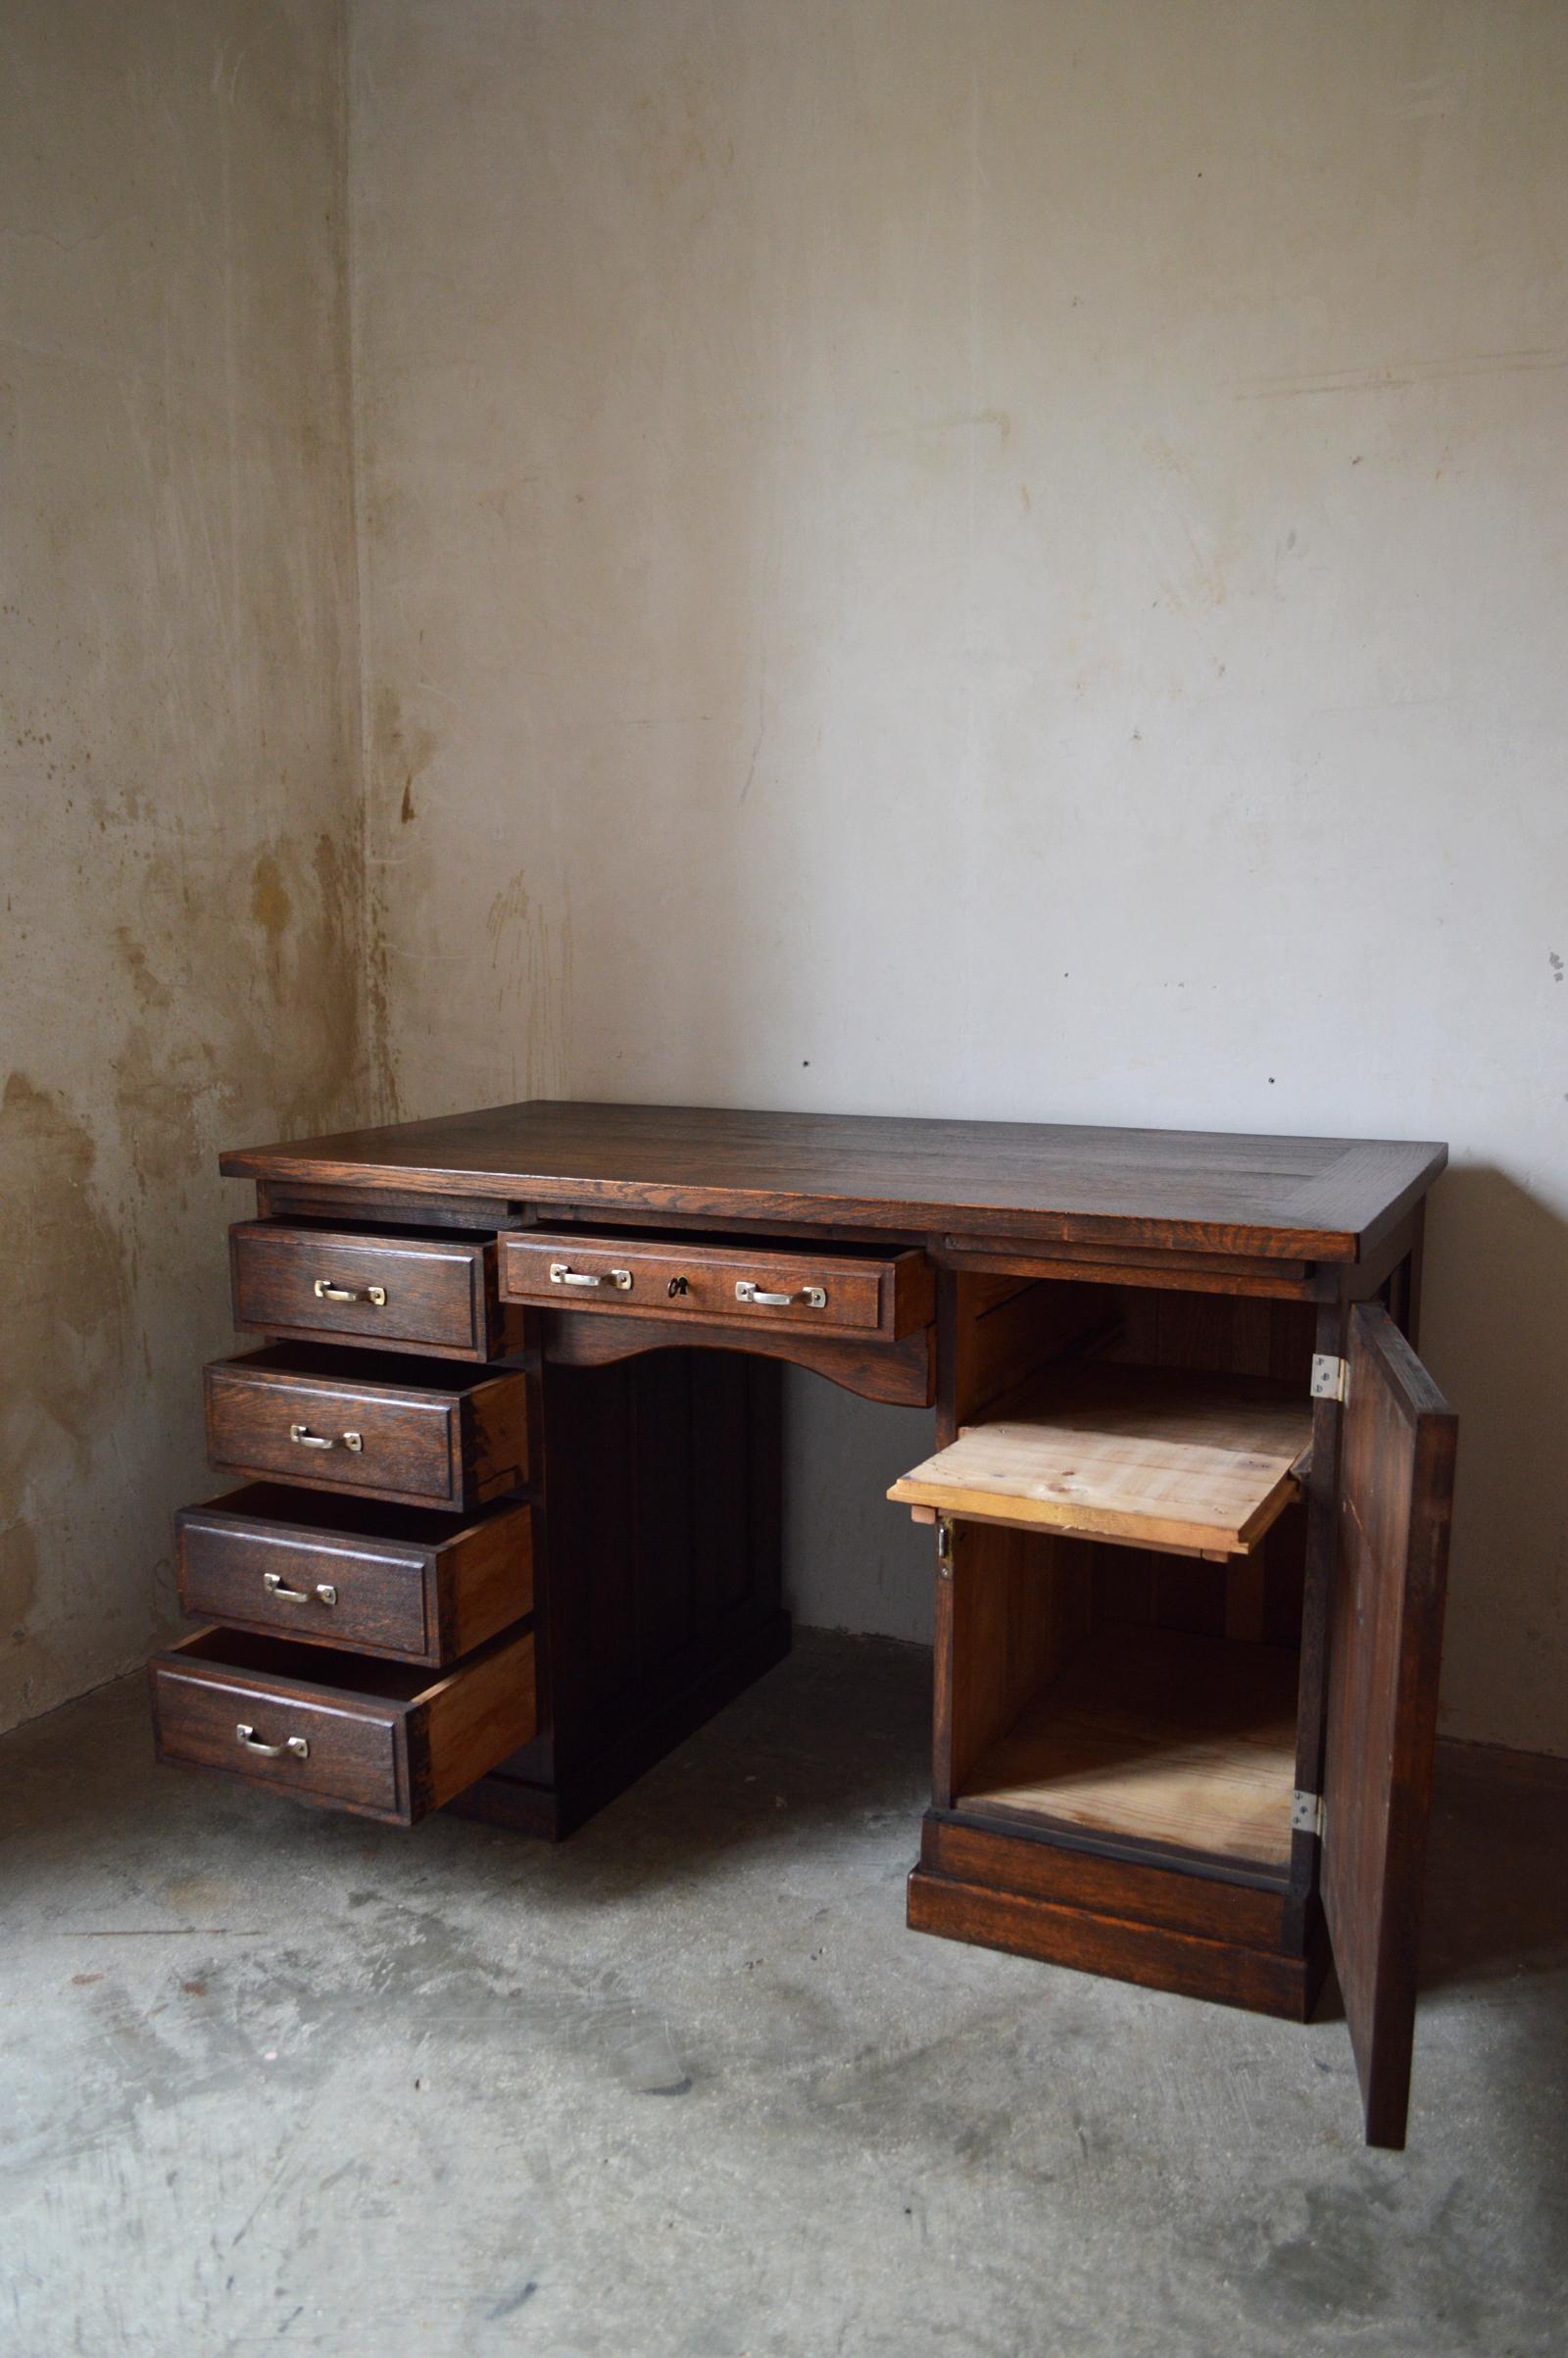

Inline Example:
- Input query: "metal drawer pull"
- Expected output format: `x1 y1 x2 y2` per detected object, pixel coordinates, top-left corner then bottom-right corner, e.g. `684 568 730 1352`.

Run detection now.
548 1262 633 1291
236 1723 309 1760
735 1281 828 1310
263 1571 338 1607
288 1422 364 1452
314 1278 387 1306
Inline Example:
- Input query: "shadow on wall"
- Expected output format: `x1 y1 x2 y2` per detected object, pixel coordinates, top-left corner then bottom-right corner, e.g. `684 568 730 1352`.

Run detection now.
1421 1166 1568 1755
1423 1742 1568 1994
781 1369 937 1647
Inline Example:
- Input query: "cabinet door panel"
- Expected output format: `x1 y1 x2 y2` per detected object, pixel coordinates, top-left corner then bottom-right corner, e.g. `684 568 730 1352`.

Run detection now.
1323 1302 1457 2149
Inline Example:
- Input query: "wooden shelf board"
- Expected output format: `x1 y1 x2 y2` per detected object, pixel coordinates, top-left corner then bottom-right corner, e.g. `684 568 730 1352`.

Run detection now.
888 1362 1311 1557
956 1626 1300 1870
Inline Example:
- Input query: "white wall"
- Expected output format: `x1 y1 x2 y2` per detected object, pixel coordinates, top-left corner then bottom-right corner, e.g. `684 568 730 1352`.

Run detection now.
350 0 1568 1750
0 1 367 1732
5 0 1563 1749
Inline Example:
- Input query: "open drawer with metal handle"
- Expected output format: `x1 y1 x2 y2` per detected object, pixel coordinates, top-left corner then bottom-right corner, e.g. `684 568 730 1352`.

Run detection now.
229 1219 522 1361
174 1487 533 1666
203 1345 528 1512
149 1621 536 1825
497 1229 933 1341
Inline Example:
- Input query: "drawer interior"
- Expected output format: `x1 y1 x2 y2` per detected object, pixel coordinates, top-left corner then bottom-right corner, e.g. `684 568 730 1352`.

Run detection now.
218 1342 509 1397
509 1219 914 1257
240 1216 501 1245
170 1623 464 1702
181 1481 514 1548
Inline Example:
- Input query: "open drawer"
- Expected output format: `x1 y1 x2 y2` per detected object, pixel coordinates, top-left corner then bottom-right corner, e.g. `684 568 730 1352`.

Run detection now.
888 1363 1312 1559
203 1346 529 1513
174 1487 533 1666
229 1220 521 1361
149 1622 535 1826
499 1229 933 1341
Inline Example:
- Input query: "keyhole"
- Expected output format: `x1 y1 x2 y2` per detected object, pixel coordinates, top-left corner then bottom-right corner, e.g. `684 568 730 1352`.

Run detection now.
667 1275 689 1297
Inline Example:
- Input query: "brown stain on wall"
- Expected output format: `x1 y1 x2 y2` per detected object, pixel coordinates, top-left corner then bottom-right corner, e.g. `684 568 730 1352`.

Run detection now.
111 927 173 1013
109 823 368 1193
374 684 437 829
0 1518 39 1643
365 902 401 1124
1 0 366 1735
250 852 294 939
485 868 572 1098
366 684 439 1118
1 818 370 1730
0 1072 131 1443
0 1072 131 1709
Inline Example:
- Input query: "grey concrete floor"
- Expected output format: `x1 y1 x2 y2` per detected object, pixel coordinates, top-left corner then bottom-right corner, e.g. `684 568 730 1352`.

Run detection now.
2 1632 1565 2358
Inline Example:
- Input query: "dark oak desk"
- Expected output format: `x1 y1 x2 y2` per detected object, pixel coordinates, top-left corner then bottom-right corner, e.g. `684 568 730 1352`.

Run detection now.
149 1103 1456 2148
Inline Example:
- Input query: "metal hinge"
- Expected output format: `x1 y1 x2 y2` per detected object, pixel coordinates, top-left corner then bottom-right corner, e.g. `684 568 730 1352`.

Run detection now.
1291 1788 1325 1839
1309 1352 1348 1404
936 1517 952 1573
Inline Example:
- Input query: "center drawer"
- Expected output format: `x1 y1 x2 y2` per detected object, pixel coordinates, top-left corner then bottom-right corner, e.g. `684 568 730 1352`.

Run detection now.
497 1230 933 1340
149 1622 536 1826
203 1346 529 1512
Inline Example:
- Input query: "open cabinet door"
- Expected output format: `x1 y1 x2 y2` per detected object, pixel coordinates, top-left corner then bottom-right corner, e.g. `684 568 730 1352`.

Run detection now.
1323 1302 1457 2148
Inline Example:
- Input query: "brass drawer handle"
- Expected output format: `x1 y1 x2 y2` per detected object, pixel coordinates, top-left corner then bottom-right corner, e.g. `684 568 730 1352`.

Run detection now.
548 1261 633 1291
288 1422 364 1452
735 1281 828 1310
263 1571 338 1607
236 1722 309 1760
314 1278 387 1307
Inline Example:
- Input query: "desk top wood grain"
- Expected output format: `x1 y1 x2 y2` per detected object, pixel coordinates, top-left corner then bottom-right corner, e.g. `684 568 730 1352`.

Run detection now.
220 1102 1446 1263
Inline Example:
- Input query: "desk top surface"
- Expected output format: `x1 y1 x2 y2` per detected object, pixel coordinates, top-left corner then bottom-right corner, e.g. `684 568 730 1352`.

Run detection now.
221 1101 1446 1264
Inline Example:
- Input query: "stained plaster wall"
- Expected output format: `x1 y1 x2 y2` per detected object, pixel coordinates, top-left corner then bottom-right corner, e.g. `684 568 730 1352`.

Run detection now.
348 0 1568 1751
0 1 368 1730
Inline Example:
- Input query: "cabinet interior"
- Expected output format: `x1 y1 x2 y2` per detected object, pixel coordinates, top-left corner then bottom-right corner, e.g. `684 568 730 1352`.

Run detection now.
173 1623 449 1704
947 1528 1304 1873
936 1277 1319 1881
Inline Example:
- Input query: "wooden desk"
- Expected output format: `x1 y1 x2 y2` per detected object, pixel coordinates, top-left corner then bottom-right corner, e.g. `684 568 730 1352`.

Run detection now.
149 1103 1455 2149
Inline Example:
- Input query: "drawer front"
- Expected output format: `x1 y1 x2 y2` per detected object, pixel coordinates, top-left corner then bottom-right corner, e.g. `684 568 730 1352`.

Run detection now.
205 1364 459 1506
177 1502 432 1656
498 1231 931 1339
151 1657 403 1815
174 1489 535 1664
150 1624 537 1826
229 1222 507 1359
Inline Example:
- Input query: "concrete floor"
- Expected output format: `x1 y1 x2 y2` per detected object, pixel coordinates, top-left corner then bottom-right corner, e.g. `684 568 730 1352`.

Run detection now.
2 1633 1565 2358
